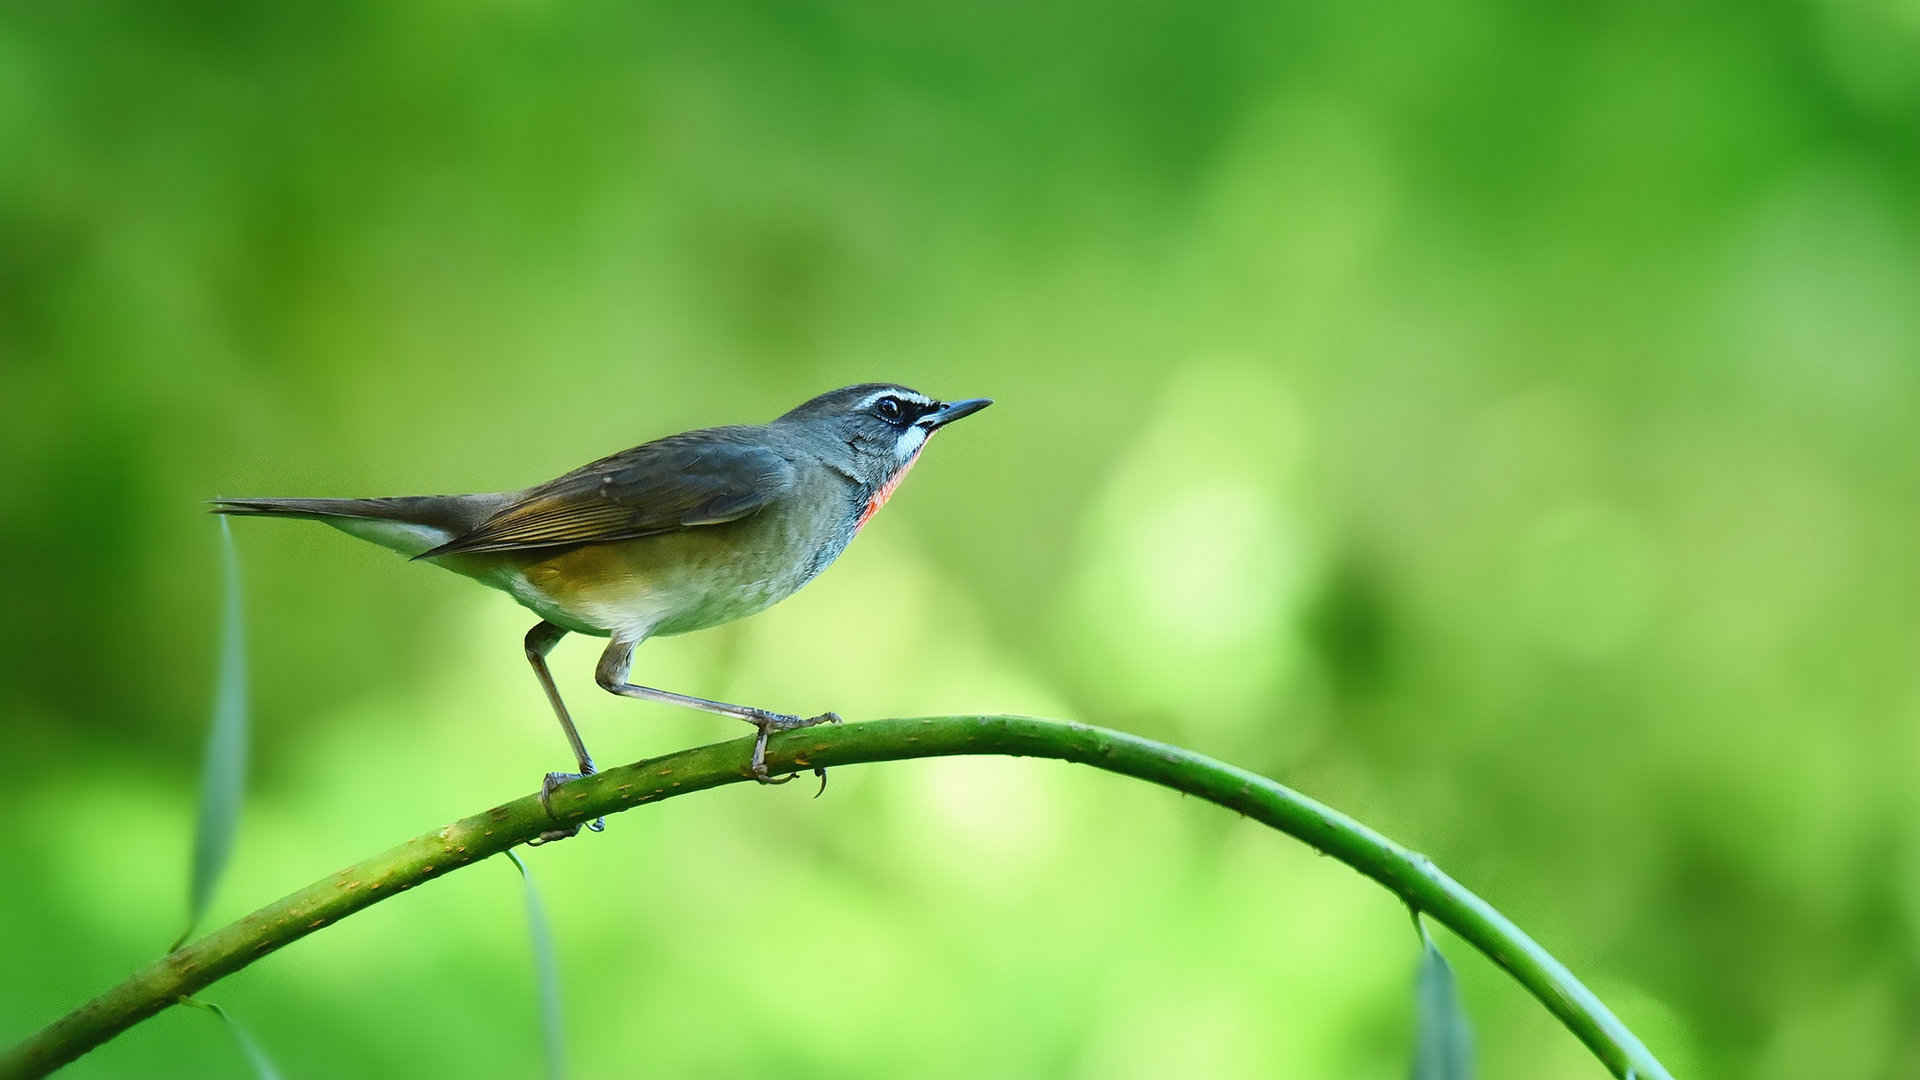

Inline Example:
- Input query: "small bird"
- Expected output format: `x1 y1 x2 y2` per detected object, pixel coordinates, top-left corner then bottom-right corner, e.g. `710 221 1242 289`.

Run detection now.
213 384 990 836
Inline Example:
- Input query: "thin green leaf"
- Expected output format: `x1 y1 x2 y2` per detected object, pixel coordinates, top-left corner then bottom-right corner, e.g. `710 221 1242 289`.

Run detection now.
182 998 283 1080
506 849 567 1080
175 518 249 950
1411 923 1474 1080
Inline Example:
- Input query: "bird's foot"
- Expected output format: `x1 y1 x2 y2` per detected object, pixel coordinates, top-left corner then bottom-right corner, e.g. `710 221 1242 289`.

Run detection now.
750 710 842 795
529 768 606 845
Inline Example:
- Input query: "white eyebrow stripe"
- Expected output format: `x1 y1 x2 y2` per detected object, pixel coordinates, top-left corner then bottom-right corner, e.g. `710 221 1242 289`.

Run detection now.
854 388 935 413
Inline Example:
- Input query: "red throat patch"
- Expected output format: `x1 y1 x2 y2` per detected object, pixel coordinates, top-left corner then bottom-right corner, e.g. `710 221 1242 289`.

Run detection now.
856 445 925 532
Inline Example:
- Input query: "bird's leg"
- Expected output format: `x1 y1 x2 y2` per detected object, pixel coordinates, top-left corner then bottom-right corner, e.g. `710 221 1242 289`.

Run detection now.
524 620 604 841
595 637 841 787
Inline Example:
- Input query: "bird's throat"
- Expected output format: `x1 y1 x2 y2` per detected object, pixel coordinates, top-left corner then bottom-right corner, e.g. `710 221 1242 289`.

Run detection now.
857 445 925 531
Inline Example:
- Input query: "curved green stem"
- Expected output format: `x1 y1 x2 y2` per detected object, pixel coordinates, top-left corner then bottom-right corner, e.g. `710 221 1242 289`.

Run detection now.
1 716 1674 1080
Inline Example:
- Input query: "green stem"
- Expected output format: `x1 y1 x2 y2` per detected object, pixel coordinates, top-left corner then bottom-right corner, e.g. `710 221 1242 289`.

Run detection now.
1 716 1674 1080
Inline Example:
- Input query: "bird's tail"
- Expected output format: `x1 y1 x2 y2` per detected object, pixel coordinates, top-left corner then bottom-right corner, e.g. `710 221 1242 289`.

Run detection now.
210 495 505 558
210 496 430 520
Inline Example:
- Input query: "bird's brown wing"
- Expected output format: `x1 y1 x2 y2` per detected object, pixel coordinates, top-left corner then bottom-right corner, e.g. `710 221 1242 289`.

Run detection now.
416 427 796 558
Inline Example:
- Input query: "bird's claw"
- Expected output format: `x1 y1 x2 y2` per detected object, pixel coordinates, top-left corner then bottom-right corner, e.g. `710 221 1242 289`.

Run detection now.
749 711 841 792
530 769 605 845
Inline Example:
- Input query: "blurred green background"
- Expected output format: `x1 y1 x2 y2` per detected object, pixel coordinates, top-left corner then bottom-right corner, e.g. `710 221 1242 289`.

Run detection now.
4 1 1918 1076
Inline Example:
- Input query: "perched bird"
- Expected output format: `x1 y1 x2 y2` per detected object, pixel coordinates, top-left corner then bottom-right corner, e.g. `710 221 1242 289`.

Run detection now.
213 384 991 836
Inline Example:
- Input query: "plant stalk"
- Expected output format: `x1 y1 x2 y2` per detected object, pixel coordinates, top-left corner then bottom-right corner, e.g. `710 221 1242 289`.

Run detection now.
1 716 1674 1080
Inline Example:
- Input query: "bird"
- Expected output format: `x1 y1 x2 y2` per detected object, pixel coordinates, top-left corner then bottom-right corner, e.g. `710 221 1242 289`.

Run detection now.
212 384 991 838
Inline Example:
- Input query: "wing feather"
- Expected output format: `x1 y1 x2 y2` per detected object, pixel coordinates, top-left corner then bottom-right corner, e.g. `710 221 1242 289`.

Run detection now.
416 428 796 558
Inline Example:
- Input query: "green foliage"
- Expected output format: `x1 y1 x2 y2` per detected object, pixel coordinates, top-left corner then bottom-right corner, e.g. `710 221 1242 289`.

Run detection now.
175 519 249 950
1410 925 1473 1080
181 1000 281 1080
505 851 567 1080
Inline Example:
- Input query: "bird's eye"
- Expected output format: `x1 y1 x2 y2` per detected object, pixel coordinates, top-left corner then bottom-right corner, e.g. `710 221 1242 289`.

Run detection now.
874 396 905 423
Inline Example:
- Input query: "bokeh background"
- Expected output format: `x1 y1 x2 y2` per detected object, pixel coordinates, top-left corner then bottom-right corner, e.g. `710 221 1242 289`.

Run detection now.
5 1 1919 1076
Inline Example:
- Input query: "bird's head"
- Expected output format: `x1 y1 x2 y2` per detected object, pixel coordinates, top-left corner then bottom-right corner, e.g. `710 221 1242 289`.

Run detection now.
776 383 993 492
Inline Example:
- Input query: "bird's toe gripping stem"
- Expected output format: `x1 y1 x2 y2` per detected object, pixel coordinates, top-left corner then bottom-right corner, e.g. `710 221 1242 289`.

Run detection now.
750 711 842 796
530 769 606 845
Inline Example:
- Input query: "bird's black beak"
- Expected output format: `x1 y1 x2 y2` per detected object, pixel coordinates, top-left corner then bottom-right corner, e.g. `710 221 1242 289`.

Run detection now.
919 398 993 429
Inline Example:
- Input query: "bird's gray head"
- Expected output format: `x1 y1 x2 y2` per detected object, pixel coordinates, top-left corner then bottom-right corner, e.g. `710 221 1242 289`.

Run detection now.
776 383 992 489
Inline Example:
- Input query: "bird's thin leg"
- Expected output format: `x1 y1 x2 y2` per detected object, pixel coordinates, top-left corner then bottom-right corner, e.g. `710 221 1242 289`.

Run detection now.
524 620 604 841
595 636 840 788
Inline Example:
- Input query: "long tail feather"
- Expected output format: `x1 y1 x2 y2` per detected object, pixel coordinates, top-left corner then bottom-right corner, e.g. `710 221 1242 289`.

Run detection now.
210 497 398 520
209 495 507 558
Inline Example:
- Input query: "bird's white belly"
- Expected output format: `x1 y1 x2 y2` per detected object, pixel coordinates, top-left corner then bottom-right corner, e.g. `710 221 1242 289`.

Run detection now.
475 505 851 641
500 569 673 639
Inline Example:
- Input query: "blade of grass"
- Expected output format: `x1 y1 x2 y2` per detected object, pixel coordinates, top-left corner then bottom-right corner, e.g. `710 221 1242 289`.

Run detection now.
181 999 282 1080
505 850 566 1080
174 518 249 950
1410 913 1474 1080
